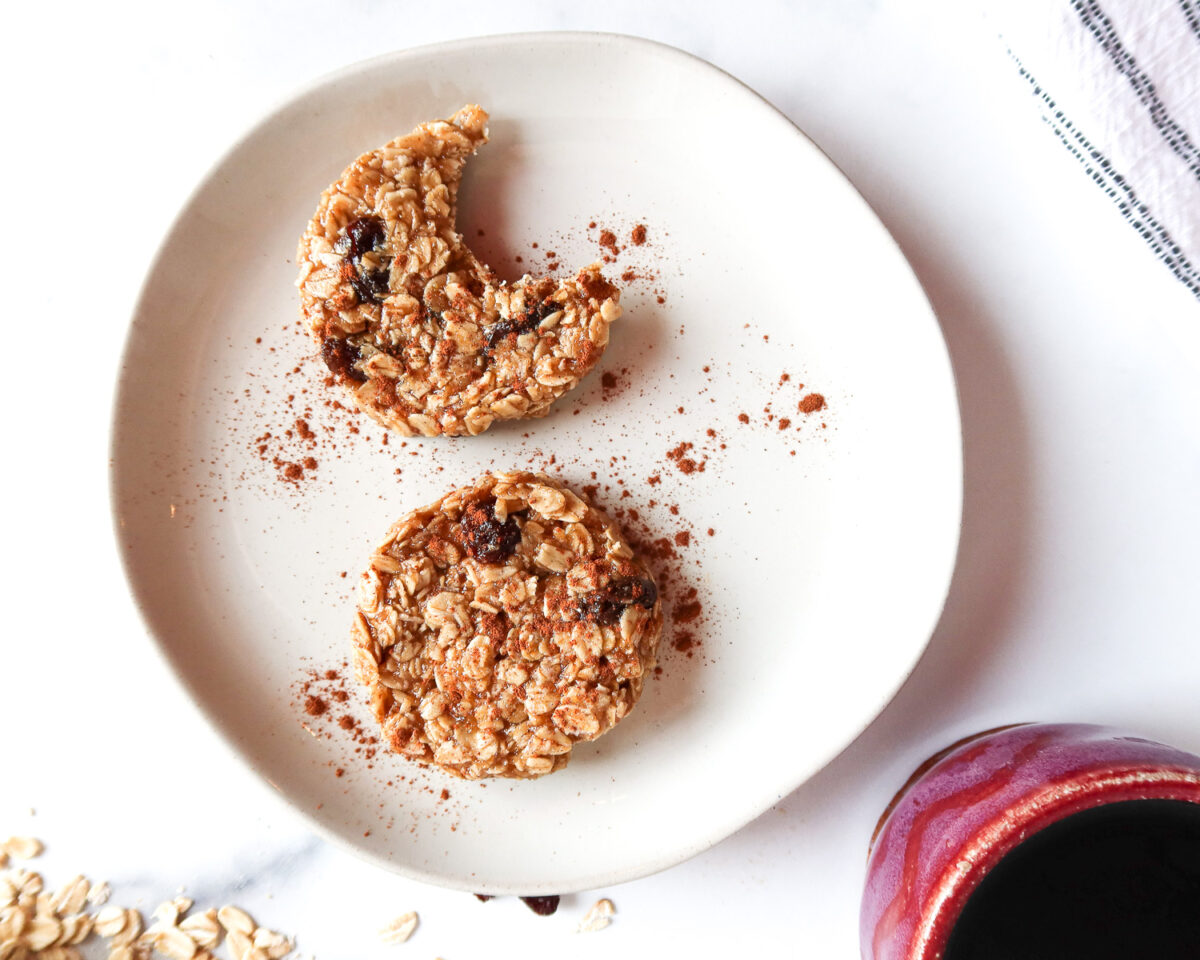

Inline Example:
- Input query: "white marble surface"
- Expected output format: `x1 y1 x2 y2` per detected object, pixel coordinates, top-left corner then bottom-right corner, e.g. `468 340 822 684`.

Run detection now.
3 0 1200 956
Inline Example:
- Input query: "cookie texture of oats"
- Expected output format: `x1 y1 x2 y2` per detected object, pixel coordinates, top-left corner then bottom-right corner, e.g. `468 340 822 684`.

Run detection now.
296 105 622 437
353 471 662 779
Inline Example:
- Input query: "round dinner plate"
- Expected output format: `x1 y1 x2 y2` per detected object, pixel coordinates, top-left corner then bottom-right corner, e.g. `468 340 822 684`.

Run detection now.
111 33 961 893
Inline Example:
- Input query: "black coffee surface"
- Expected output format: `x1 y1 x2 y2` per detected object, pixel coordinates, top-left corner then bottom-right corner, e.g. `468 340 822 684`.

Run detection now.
944 799 1200 960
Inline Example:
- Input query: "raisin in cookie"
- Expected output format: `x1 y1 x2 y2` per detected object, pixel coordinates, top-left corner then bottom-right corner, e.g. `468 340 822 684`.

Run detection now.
352 471 662 779
295 105 622 437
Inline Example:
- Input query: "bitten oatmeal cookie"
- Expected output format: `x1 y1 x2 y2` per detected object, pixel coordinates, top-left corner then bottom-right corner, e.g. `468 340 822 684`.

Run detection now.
295 105 622 437
352 471 662 779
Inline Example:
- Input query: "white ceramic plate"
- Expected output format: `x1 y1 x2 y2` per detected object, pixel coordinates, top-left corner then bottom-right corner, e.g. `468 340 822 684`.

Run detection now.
111 33 961 893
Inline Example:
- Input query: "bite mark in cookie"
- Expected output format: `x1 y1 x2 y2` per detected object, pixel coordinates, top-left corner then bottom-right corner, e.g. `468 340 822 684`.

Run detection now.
352 471 663 779
296 105 623 437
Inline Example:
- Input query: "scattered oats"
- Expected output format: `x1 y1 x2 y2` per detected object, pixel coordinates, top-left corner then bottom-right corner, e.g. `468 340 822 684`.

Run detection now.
65 881 92 916
378 911 418 945
50 875 90 915
34 891 54 915
94 905 129 938
225 929 253 960
61 913 93 945
0 850 7 868
12 869 42 899
25 913 63 950
150 923 198 960
152 900 182 926
217 906 255 937
111 909 144 946
252 926 292 959
179 909 220 949
2 837 42 860
0 838 296 960
0 905 23 940
39 947 82 960
576 897 616 933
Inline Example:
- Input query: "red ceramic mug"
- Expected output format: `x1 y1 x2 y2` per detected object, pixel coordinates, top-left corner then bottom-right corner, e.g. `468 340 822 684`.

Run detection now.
860 722 1200 960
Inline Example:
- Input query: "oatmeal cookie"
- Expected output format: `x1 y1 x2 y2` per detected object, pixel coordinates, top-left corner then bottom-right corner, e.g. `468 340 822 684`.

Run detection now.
352 472 662 779
295 105 622 437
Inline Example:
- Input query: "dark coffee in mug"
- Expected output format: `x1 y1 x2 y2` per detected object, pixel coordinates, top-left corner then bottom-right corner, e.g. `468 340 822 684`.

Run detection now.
943 799 1200 960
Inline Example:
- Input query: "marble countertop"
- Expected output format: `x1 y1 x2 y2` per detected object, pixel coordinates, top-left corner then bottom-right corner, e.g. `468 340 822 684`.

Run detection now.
4 0 1199 956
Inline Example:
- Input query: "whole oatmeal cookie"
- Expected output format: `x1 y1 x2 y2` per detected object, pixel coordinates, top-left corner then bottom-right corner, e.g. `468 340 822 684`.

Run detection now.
295 105 622 437
352 471 662 779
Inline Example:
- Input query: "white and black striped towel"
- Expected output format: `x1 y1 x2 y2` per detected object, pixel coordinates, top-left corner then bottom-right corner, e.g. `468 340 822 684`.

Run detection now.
993 0 1200 298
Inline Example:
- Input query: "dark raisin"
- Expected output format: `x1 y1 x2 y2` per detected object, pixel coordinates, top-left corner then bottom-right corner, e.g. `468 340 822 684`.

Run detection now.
321 337 366 383
484 300 558 354
608 576 658 609
335 216 390 303
350 267 391 304
460 498 522 563
337 215 385 260
520 895 560 916
577 576 658 625
577 593 624 626
474 894 493 902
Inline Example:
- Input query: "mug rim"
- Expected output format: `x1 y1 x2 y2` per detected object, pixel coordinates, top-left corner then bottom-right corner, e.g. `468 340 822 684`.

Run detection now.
865 722 1200 960
913 767 1200 959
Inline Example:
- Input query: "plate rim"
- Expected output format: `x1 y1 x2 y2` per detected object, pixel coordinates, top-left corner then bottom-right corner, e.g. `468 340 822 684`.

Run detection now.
109 29 963 893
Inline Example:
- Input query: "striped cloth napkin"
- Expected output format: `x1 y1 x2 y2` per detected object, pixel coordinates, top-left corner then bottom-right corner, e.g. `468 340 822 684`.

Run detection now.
991 0 1200 298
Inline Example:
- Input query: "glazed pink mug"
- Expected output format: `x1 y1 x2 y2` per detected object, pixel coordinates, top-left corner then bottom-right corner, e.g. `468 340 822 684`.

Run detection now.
860 722 1200 960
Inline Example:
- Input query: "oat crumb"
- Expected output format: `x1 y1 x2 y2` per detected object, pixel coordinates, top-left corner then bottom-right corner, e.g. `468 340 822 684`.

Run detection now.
2 836 42 859
577 898 616 933
379 911 419 945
